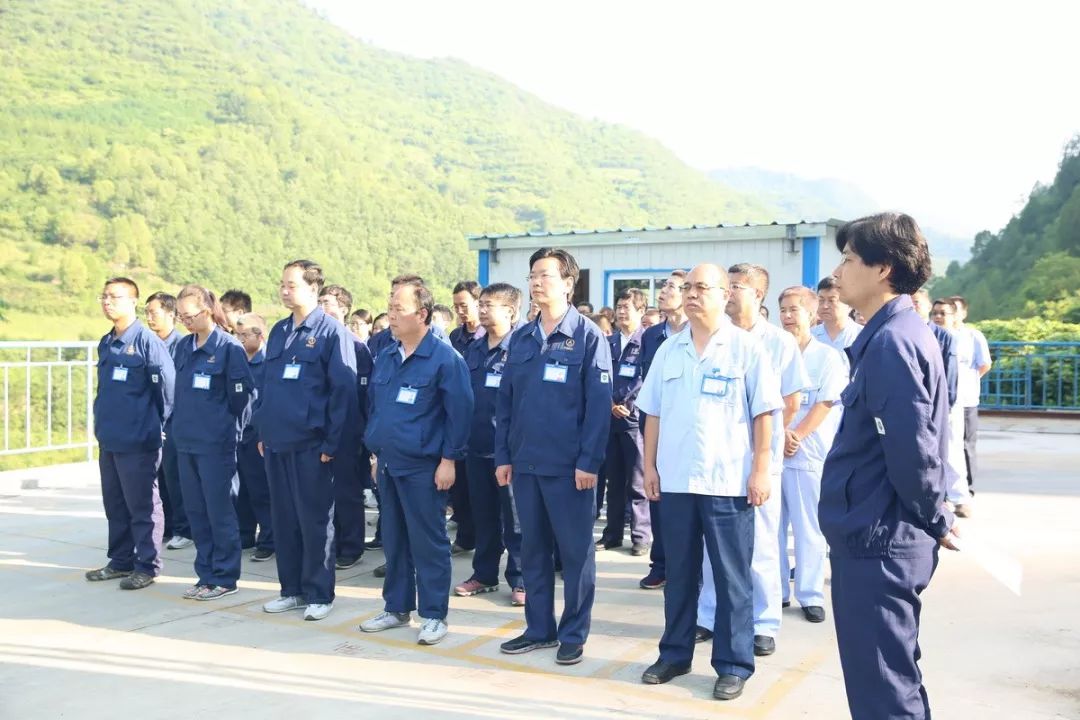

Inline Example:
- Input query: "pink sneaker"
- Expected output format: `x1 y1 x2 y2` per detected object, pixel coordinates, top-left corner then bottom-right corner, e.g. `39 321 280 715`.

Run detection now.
510 587 526 606
454 578 498 597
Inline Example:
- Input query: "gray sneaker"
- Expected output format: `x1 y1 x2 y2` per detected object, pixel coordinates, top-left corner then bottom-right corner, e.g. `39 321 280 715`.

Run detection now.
166 535 193 550
417 617 448 645
196 586 238 601
263 595 306 613
359 611 411 633
304 603 333 621
182 584 209 599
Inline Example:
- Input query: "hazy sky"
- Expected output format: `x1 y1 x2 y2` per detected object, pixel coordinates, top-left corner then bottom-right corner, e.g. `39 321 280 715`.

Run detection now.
307 0 1079 238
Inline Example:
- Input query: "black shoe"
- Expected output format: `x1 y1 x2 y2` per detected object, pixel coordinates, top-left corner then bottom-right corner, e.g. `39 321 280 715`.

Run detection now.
630 543 650 557
373 563 387 578
802 605 826 623
85 565 131 582
555 643 584 665
364 539 383 550
118 571 155 590
641 660 691 685
241 538 257 550
753 635 776 656
782 600 791 608
639 571 666 590
335 555 362 570
499 634 558 655
713 674 746 700
251 548 275 562
695 626 713 643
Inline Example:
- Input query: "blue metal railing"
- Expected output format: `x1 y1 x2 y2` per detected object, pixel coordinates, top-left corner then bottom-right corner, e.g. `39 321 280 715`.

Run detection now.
981 342 1080 412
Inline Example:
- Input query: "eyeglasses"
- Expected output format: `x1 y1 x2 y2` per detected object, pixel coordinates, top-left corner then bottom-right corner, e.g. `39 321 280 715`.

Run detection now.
526 273 562 283
177 308 207 324
478 302 511 310
98 294 133 303
679 283 722 294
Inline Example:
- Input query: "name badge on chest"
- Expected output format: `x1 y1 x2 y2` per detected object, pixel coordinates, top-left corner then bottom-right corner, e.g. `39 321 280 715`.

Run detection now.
618 363 637 378
801 392 810 406
192 373 211 391
485 373 502 388
396 386 418 405
542 363 568 384
701 375 732 397
111 366 129 383
282 363 301 380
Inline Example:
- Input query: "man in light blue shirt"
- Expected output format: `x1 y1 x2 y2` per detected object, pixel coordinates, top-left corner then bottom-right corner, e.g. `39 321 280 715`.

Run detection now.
950 295 992 500
810 276 862 352
637 263 783 702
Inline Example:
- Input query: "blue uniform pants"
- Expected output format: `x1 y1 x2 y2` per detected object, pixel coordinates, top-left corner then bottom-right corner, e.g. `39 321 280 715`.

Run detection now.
332 442 367 560
159 431 188 539
513 473 596 645
236 440 274 552
178 450 242 588
831 551 939 720
659 493 754 679
647 499 665 577
98 449 163 576
380 464 451 619
233 466 257 548
465 454 523 589
599 430 651 546
450 459 475 550
264 448 336 605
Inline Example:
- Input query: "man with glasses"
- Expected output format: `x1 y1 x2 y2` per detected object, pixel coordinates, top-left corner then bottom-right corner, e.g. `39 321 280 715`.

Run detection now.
637 270 688 591
219 289 252 335
637 264 781 700
86 278 176 590
495 248 613 666
811 276 862 352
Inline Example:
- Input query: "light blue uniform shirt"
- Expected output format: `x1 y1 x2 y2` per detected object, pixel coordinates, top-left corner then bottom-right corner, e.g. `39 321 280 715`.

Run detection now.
784 338 847 472
637 319 784 497
954 325 991 408
749 319 810 473
810 321 862 353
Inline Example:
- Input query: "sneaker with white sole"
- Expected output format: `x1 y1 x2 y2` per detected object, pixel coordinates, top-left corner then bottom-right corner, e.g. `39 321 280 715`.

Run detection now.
304 603 333 621
263 595 306 613
359 611 411 633
182 584 209 599
417 617 448 645
454 578 498 597
197 585 238 601
166 535 193 550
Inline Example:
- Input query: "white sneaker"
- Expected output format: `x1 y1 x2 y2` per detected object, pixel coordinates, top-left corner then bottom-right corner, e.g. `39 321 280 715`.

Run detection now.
417 617 448 645
166 535 193 550
359 611 411 633
304 603 333 621
263 595 306 614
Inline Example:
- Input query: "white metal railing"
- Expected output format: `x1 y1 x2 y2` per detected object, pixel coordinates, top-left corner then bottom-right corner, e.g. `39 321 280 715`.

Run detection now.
0 341 97 460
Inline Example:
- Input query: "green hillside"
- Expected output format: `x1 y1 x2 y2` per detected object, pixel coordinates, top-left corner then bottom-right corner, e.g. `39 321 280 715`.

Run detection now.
0 0 772 339
934 137 1080 323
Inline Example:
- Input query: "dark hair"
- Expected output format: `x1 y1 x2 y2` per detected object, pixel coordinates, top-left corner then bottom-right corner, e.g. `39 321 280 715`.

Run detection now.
177 284 229 328
104 276 139 299
396 280 435 326
433 304 453 323
529 247 580 287
282 260 325 293
615 288 648 312
576 302 595 313
391 273 424 288
835 213 931 294
481 282 522 323
817 276 840 292
372 312 389 327
729 263 770 293
452 280 481 299
320 284 353 314
350 308 372 323
932 298 958 313
599 306 615 322
759 305 770 320
145 291 176 316
219 289 252 313
949 295 968 311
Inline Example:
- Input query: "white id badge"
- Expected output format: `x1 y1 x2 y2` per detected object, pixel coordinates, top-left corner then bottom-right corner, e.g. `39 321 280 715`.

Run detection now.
618 363 636 378
485 373 502 388
801 393 810 406
111 366 129 382
396 387 418 404
542 364 568 383
701 375 730 397
192 373 211 391
282 363 301 380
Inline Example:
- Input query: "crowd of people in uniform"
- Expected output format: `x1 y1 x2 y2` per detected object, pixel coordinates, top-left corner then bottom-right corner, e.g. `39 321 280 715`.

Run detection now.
85 211 990 715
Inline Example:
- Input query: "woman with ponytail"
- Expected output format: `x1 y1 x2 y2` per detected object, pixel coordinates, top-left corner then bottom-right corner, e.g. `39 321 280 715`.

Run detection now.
171 284 254 600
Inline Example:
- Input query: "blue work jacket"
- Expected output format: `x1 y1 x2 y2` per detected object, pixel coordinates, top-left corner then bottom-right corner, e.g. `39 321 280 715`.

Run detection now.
368 324 450 359
353 338 374 444
253 307 357 456
94 320 175 454
238 348 265 446
364 329 474 475
495 306 613 476
929 323 959 408
161 329 182 361
464 329 513 458
609 326 646 432
170 326 254 455
820 295 955 559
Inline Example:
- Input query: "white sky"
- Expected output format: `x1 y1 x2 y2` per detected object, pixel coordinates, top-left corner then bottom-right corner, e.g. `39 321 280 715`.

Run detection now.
306 0 1080 237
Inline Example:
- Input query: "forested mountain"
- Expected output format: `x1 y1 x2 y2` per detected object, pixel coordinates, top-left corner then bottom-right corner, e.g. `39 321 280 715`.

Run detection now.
0 0 771 338
934 138 1080 322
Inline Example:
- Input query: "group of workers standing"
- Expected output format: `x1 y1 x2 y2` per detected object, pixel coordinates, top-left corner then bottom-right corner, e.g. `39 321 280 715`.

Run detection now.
85 211 990 717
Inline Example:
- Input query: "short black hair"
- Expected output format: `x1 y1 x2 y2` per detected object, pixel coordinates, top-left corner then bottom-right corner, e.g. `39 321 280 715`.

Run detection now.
104 277 139 299
220 289 252 313
391 273 424 289
350 308 372 323
835 213 931 295
433 304 453 323
452 280 481 299
615 288 647 312
282 260 325 293
729 263 770 293
529 247 580 287
145 291 176 315
817 276 840 292
576 302 595 313
481 283 522 323
320 284 353 314
949 295 968 311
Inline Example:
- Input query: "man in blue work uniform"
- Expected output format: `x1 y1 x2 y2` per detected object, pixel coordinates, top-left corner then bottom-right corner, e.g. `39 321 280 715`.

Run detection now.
318 284 374 570
637 270 688 591
234 312 274 561
811 276 862 352
821 213 960 719
454 283 526 606
447 280 485 555
86 277 175 590
637 263 782 701
495 247 613 666
253 260 357 622
597 288 652 555
360 279 473 645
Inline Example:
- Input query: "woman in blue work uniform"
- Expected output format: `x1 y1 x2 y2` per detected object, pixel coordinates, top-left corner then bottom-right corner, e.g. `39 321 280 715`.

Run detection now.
171 285 254 600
